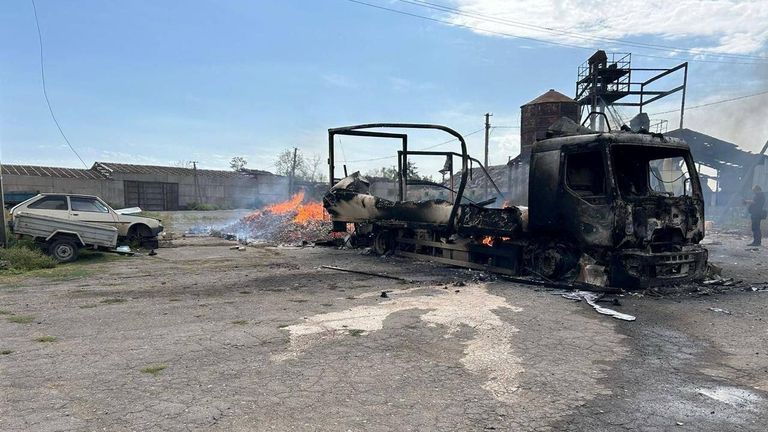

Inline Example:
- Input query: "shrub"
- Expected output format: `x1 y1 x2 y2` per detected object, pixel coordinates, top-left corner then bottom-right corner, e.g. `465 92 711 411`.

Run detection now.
0 246 57 271
185 202 221 211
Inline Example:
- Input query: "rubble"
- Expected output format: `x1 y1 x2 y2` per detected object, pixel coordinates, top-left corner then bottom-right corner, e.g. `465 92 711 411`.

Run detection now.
213 191 336 245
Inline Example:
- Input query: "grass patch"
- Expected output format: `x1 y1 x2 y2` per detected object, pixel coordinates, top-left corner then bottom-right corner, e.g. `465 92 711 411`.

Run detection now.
79 304 98 309
140 364 167 376
0 309 11 315
232 320 248 325
347 329 365 337
0 246 56 272
100 298 127 305
34 335 56 343
7 315 35 324
1 350 13 355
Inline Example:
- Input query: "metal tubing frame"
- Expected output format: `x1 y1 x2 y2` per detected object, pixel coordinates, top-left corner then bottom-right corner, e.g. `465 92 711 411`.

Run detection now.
327 123 470 232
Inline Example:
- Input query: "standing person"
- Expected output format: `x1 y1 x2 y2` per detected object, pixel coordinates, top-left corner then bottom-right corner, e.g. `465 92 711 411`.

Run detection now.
746 185 766 246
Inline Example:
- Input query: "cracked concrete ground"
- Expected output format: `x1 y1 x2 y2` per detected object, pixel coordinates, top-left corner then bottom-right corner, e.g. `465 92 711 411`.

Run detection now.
0 235 767 431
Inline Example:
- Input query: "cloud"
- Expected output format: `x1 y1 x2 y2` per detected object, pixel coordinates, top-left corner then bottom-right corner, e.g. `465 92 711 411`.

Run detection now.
321 73 360 89
443 0 768 55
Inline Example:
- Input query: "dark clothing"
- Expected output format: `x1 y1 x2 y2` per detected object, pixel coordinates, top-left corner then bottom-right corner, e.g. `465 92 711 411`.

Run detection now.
749 191 765 245
752 217 762 245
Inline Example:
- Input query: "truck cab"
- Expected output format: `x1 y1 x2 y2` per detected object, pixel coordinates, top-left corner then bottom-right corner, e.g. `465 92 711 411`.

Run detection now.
528 131 708 287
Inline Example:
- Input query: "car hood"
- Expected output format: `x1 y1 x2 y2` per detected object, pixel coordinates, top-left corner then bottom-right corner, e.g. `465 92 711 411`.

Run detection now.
117 214 162 227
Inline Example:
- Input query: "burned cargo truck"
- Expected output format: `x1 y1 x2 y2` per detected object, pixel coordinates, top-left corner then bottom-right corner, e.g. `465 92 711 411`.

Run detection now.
323 123 707 288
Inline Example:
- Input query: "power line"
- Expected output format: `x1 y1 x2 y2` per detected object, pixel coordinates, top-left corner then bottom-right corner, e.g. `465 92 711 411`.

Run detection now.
344 0 768 66
649 89 768 116
399 0 768 62
31 0 88 168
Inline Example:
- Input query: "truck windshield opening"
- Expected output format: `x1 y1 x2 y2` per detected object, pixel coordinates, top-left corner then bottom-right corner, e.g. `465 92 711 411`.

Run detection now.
612 145 693 198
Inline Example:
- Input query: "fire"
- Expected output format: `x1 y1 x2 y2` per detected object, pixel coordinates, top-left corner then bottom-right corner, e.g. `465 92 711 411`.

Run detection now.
294 201 325 224
481 235 511 246
266 190 306 214
247 190 327 224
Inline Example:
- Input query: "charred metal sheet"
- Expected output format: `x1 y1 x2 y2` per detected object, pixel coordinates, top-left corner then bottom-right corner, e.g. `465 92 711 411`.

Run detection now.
324 173 454 226
457 206 523 237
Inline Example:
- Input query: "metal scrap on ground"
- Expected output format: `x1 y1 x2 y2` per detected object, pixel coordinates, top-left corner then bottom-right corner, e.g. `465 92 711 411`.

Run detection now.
562 291 637 322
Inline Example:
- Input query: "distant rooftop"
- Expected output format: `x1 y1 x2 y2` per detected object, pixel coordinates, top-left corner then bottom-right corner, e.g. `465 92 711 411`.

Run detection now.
2 162 276 179
521 89 576 107
2 164 106 180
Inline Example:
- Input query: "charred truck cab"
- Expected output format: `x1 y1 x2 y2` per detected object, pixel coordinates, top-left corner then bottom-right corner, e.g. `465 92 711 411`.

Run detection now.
529 132 707 287
324 123 708 289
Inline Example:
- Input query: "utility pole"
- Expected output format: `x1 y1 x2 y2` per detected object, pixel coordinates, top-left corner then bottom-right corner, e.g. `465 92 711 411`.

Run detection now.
288 147 298 196
192 161 202 204
484 113 493 198
0 161 6 248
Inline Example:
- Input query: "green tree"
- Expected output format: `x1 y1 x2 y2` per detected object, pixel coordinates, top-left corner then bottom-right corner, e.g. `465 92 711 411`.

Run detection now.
230 156 247 171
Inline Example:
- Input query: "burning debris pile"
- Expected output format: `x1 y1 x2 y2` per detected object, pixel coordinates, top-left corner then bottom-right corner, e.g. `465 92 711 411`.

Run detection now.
218 190 333 244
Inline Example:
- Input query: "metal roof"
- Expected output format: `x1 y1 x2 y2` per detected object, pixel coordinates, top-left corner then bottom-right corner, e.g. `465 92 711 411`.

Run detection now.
2 162 277 180
93 162 275 178
521 89 577 107
665 128 761 171
2 164 106 179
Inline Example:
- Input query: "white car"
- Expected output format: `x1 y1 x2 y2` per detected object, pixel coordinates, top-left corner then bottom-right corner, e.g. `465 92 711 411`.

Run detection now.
11 193 163 247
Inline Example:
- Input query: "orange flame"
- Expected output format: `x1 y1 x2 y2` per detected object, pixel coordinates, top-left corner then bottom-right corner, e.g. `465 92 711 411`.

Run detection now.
245 190 327 224
481 236 493 246
294 201 325 224
266 190 306 214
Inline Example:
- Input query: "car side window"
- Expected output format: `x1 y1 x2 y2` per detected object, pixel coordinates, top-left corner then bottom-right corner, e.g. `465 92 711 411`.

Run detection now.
70 197 109 213
28 196 69 210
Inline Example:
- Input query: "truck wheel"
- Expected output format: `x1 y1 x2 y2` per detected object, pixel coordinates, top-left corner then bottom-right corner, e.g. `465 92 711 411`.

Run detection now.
49 238 79 263
373 231 394 255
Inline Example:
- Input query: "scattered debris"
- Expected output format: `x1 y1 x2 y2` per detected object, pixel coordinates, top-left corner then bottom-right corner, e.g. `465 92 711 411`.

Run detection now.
708 307 731 315
562 291 636 321
208 190 339 245
320 265 412 282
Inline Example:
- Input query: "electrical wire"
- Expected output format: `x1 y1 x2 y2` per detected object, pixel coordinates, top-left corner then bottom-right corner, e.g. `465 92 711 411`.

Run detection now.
649 89 768 116
344 0 768 65
399 0 768 62
31 0 88 168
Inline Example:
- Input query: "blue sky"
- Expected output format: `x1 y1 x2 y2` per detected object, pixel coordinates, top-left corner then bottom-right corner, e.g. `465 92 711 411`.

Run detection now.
2 0 766 176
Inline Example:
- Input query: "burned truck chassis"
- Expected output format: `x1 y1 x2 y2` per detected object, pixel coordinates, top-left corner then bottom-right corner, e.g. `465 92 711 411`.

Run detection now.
325 123 708 289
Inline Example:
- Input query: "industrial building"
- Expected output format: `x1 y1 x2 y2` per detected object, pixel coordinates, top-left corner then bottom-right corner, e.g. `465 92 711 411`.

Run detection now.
1 162 289 210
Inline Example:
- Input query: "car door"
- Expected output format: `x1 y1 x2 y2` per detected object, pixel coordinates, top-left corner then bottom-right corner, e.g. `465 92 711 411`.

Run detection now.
22 195 71 220
69 196 119 228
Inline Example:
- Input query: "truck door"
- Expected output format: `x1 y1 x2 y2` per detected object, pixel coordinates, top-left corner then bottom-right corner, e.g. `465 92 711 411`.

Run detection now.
69 196 119 229
561 148 614 247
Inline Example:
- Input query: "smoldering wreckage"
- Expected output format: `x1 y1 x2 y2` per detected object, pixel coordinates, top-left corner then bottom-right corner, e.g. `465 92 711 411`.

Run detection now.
209 116 721 321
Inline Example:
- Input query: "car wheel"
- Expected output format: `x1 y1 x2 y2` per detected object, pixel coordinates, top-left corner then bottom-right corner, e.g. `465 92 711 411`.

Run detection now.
49 238 79 263
128 224 156 249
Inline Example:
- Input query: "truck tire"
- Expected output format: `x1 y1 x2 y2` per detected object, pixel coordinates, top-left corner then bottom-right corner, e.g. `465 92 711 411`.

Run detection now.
49 238 79 263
